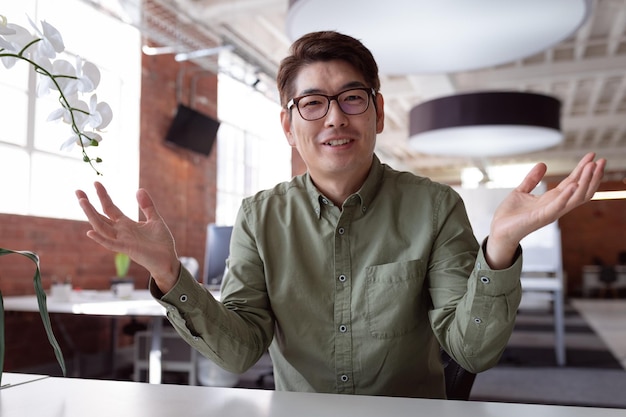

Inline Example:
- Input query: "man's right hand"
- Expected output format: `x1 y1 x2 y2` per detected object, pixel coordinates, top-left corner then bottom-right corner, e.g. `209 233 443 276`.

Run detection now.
76 181 180 293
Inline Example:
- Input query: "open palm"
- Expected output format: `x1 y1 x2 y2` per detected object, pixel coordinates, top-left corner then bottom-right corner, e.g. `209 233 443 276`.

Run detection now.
487 152 605 269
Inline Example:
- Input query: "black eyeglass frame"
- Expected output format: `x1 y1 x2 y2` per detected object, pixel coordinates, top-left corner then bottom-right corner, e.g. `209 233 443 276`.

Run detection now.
286 87 376 121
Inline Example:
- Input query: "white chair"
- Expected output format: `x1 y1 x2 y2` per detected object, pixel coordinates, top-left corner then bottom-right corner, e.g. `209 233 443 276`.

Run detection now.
519 228 566 367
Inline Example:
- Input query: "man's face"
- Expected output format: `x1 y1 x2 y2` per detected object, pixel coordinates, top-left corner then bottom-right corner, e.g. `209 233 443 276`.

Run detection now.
280 60 384 183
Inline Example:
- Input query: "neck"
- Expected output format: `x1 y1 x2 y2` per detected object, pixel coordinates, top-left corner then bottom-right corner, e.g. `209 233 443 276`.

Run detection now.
310 166 370 207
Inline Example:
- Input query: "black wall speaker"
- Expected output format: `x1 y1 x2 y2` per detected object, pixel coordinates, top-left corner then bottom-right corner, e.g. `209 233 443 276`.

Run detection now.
164 104 221 156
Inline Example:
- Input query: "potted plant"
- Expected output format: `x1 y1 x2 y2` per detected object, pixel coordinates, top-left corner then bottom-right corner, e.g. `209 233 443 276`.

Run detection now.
0 12 112 385
111 253 134 298
0 249 66 386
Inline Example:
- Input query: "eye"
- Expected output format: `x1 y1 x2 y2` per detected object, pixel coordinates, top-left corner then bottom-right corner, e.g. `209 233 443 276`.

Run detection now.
299 95 326 108
341 91 366 103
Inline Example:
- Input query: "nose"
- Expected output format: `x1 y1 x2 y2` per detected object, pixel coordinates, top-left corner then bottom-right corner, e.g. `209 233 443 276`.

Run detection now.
324 99 349 127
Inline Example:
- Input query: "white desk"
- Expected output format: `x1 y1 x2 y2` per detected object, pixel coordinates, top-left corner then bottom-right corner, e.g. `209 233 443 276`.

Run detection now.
4 290 167 384
0 373 48 389
1 375 625 417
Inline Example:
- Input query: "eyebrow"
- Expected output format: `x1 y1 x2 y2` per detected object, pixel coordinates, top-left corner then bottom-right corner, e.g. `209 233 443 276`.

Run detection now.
297 81 368 96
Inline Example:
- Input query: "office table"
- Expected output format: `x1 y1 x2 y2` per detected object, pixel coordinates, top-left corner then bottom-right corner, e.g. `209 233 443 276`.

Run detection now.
2 289 218 384
0 372 48 389
1 375 625 417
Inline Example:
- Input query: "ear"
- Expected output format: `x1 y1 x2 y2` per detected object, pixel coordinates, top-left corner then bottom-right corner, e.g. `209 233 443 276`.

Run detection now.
375 93 385 134
280 108 296 147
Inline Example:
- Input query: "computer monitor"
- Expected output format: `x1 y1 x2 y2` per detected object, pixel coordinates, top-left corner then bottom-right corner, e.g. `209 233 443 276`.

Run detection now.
202 224 233 288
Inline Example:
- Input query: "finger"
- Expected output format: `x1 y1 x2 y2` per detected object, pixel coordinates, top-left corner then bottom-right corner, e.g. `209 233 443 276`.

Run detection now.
75 189 88 200
94 181 128 221
556 152 596 191
516 162 547 194
567 162 595 206
76 185 119 239
85 229 124 253
584 158 606 201
75 187 104 223
136 188 163 222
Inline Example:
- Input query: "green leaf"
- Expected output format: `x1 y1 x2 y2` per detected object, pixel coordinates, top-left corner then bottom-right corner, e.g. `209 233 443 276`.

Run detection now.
0 248 66 384
114 252 131 278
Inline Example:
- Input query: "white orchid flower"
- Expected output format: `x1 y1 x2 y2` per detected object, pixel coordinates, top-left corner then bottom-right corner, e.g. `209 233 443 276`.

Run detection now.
27 16 64 59
0 24 37 68
86 94 113 130
60 130 102 152
47 96 89 127
0 15 16 35
74 57 100 93
1 14 111 173
37 58 78 97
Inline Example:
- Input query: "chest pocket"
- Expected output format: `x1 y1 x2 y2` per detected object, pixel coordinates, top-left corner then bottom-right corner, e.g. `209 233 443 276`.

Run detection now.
365 259 426 339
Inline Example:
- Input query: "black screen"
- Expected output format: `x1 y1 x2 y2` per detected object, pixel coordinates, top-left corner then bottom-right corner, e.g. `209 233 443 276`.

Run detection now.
164 104 220 156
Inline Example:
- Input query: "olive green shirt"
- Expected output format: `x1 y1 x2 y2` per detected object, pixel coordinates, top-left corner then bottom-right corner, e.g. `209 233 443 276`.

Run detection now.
152 155 522 398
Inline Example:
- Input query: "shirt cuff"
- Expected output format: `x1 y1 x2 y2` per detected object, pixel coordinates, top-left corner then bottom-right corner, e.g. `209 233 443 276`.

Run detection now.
473 237 523 295
149 265 203 309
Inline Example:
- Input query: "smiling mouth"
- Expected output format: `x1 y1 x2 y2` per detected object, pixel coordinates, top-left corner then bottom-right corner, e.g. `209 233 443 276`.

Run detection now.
324 138 353 147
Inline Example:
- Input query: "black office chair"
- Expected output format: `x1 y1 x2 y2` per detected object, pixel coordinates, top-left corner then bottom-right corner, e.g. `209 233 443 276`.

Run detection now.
197 224 241 387
441 348 476 400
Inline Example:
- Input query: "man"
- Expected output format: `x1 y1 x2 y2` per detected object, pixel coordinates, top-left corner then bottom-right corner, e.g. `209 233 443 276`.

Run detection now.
76 31 605 398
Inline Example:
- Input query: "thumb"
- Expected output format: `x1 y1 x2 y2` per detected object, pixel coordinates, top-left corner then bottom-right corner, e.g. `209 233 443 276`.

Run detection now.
136 188 162 222
516 162 547 194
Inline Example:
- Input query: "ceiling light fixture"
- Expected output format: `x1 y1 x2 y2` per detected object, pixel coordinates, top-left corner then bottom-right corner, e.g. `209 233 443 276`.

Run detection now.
408 91 562 157
286 0 590 74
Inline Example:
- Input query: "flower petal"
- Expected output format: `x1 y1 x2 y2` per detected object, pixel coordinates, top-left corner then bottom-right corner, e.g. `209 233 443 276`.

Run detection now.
40 20 64 53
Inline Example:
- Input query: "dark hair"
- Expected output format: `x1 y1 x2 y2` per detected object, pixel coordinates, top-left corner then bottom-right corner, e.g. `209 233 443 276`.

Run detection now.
276 31 380 108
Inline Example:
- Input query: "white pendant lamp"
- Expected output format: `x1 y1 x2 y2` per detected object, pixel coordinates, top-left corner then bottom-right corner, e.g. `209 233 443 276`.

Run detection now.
286 0 591 74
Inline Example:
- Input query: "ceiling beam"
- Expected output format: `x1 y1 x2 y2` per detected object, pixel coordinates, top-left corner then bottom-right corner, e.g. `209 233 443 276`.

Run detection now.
454 55 626 88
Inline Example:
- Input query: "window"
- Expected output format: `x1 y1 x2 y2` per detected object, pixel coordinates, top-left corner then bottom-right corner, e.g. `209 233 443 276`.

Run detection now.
0 0 141 220
216 75 291 225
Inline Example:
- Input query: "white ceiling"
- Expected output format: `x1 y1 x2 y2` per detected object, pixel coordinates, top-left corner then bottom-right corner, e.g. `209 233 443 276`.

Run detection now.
88 0 626 184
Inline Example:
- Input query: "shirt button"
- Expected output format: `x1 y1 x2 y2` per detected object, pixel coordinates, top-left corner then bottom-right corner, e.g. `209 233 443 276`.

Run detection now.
321 198 329 205
338 227 345 235
473 317 482 324
338 274 346 282
339 325 348 333
477 262 482 270
480 276 490 284
179 294 188 302
340 374 349 382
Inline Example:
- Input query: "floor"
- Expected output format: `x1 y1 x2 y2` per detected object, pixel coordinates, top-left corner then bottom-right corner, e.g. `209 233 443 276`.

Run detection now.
571 298 626 370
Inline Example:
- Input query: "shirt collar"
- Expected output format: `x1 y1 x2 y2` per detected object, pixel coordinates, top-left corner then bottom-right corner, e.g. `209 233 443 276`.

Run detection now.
303 154 385 218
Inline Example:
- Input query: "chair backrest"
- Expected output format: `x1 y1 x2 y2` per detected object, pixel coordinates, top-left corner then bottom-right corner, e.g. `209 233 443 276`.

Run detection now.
202 224 233 288
441 349 476 400
179 256 200 280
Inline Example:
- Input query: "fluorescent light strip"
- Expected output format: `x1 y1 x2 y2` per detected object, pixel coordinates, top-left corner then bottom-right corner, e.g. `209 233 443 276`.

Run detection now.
591 190 626 200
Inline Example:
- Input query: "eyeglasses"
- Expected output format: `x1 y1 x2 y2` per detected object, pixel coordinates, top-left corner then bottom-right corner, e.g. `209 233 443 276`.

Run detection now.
286 88 375 121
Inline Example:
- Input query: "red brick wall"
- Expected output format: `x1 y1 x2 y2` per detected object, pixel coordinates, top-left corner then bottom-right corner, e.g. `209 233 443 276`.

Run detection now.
553 179 626 295
1 47 218 373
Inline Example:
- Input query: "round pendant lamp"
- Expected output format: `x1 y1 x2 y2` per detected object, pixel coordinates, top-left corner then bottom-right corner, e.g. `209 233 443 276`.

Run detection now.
286 0 591 74
408 91 563 157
